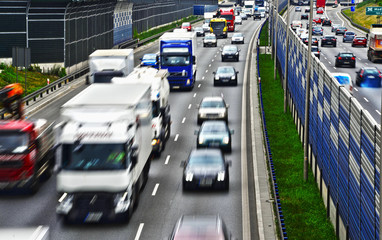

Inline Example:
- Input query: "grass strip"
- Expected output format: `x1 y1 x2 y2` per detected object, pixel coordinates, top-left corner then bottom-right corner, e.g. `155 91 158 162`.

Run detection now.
258 53 337 239
343 0 382 29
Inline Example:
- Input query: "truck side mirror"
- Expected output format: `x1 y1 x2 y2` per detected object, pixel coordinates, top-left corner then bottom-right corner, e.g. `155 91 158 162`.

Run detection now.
131 144 139 166
180 161 186 167
366 33 369 38
193 56 196 65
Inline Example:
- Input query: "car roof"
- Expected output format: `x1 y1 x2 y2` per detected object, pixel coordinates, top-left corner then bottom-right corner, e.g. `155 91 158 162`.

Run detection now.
324 35 336 37
174 215 224 237
202 96 224 102
217 66 235 70
190 148 223 157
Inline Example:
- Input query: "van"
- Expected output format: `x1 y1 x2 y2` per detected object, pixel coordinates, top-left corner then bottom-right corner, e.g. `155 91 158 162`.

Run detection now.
258 7 266 18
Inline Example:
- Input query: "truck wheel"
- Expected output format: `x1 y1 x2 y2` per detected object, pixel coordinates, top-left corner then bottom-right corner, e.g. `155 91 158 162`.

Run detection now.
40 151 55 182
29 174 40 194
133 185 140 210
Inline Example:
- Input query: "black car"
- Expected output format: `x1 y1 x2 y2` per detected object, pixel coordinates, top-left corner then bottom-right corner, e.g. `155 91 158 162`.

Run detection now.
311 46 320 59
355 67 382 87
302 37 319 46
253 12 261 20
322 19 332 26
195 120 234 152
213 66 239 86
336 26 347 35
335 52 356 68
221 45 240 62
321 35 337 47
304 7 310 12
301 14 308 20
181 149 231 191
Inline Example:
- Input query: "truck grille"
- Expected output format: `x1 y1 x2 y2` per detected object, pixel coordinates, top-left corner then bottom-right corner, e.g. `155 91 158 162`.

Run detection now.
169 72 187 77
74 193 114 211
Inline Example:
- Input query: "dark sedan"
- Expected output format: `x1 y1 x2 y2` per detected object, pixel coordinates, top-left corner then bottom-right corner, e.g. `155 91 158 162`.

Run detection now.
221 45 240 62
195 120 234 152
355 67 382 87
352 36 367 47
312 27 323 36
321 35 337 47
301 14 308 20
302 37 319 46
336 26 347 35
343 31 356 42
181 149 231 191
322 19 332 26
213 66 239 86
335 52 356 68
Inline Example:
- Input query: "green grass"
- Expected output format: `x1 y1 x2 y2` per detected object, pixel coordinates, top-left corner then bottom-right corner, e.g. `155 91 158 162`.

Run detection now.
343 0 382 29
259 21 269 46
258 54 337 239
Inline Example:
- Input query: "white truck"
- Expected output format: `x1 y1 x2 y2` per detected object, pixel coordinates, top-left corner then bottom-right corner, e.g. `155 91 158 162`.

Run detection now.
204 12 215 24
55 84 153 223
87 49 134 84
112 67 171 157
244 0 255 16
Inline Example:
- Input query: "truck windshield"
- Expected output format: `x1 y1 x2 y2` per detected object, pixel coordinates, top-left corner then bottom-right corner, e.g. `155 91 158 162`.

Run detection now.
161 56 190 67
62 143 129 170
221 15 233 20
210 22 226 30
0 132 28 154
94 71 124 83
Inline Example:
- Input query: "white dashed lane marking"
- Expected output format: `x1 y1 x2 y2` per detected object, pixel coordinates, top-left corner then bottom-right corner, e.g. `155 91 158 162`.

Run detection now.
134 223 144 240
165 155 170 165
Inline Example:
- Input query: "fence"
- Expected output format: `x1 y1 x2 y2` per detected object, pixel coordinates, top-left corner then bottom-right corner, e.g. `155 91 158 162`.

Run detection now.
270 8 380 240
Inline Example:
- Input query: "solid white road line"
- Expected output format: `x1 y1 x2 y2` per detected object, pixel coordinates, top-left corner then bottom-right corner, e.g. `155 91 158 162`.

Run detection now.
152 184 159 196
182 117 186 123
174 134 179 142
165 155 170 165
134 223 144 240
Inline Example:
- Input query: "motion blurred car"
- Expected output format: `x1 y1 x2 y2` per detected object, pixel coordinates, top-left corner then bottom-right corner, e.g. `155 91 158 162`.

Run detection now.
355 67 382 87
240 13 248 20
213 66 239 86
296 6 302 12
139 53 159 68
194 27 204 37
234 15 242 25
291 20 303 31
306 21 317 29
332 4 338 8
202 23 210 32
231 32 244 44
169 215 235 239
181 149 231 191
301 14 309 20
296 27 308 37
322 18 332 26
343 31 356 42
302 36 318 46
331 73 353 94
181 22 192 31
336 26 347 35
352 36 367 47
321 35 337 47
335 52 356 68
221 45 240 62
197 96 229 124
253 12 262 20
313 17 322 24
311 46 320 59
195 121 234 152
203 33 217 47
331 24 340 32
304 7 310 12
317 7 324 14
312 26 323 36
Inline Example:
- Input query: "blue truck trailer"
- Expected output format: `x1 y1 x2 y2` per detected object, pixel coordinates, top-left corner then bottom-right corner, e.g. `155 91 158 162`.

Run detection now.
159 32 197 90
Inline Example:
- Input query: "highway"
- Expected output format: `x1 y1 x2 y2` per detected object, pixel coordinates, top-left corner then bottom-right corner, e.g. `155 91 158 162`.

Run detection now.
0 17 264 239
290 5 382 122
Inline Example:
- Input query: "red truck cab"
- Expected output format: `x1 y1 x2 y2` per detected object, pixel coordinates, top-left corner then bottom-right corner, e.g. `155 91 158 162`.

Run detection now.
0 119 54 192
219 9 235 32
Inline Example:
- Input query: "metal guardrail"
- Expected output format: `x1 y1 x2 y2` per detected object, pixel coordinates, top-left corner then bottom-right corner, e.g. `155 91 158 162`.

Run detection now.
3 17 203 119
341 7 369 33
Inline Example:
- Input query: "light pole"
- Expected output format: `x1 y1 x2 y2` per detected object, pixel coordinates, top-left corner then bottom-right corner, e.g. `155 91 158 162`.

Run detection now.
273 0 279 81
303 0 314 182
284 0 290 113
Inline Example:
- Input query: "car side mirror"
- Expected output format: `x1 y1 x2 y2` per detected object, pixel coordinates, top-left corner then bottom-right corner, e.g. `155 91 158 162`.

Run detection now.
213 72 216 74
140 58 142 61
238 49 241 52
226 104 230 108
226 160 232 167
236 71 239 74
180 161 186 167
230 129 235 135
194 130 199 135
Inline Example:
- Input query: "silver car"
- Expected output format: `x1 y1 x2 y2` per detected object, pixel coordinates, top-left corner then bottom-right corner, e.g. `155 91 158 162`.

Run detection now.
203 33 217 47
202 23 210 32
197 96 229 124
231 33 244 44
234 15 242 25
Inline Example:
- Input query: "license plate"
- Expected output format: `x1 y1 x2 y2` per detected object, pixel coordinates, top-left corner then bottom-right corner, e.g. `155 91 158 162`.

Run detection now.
368 76 375 79
209 142 220 147
200 178 212 186
227 56 233 58
85 212 103 222
344 62 350 64
358 41 363 42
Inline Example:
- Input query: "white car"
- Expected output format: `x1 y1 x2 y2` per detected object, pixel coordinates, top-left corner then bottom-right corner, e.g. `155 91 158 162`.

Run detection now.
197 96 229 124
234 16 242 25
202 23 210 32
231 32 244 44
332 72 353 94
203 33 217 47
295 27 308 37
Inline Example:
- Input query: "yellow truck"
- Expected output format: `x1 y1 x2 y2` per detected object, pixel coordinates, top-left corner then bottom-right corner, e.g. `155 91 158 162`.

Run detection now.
209 18 228 38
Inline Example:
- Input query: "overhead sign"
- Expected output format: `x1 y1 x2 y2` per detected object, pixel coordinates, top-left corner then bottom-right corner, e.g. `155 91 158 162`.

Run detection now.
351 6 355 12
366 7 382 15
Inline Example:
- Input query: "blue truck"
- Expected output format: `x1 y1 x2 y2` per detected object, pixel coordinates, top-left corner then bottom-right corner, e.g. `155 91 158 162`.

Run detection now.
159 32 197 90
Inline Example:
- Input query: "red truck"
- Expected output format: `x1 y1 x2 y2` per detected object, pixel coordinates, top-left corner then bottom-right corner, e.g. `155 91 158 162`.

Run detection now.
219 8 235 32
316 0 326 9
0 84 55 193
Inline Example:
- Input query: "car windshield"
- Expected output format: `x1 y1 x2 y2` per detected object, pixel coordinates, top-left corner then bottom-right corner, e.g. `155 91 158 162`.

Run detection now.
205 35 216 40
355 37 365 40
143 54 156 60
62 143 128 170
188 154 223 167
346 32 355 35
223 46 237 52
161 56 190 66
0 132 28 154
195 27 203 31
201 124 227 134
233 33 243 37
201 100 225 108
313 27 321 30
311 47 318 51
364 69 379 74
182 23 190 27
338 27 346 30
339 53 353 57
217 67 235 74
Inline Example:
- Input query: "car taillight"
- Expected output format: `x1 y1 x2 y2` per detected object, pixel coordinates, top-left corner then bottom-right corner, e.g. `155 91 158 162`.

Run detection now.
351 57 355 60
349 85 353 92
379 71 382 78
338 57 342 60
333 39 336 41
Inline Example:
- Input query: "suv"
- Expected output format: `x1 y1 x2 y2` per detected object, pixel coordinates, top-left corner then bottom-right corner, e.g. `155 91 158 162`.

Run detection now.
321 35 337 47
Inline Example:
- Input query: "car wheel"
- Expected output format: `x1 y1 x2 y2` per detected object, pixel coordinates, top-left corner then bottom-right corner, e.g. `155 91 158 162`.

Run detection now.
234 79 238 86
203 44 206 47
334 43 337 47
352 63 356 68
352 44 354 47
197 118 202 125
222 57 225 62
231 41 233 44
335 62 339 67
236 56 239 62
321 43 324 47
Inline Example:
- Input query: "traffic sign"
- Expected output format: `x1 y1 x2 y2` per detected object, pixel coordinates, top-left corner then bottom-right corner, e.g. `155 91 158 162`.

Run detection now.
351 0 354 3
351 6 355 12
366 7 382 15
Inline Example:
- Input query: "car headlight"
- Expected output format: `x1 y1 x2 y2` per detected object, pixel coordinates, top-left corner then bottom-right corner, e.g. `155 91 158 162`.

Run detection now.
231 75 236 80
215 76 220 80
186 172 193 181
223 136 230 144
219 112 225 117
217 171 225 181
114 192 129 213
222 52 226 56
199 113 206 117
199 136 204 144
56 192 74 214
